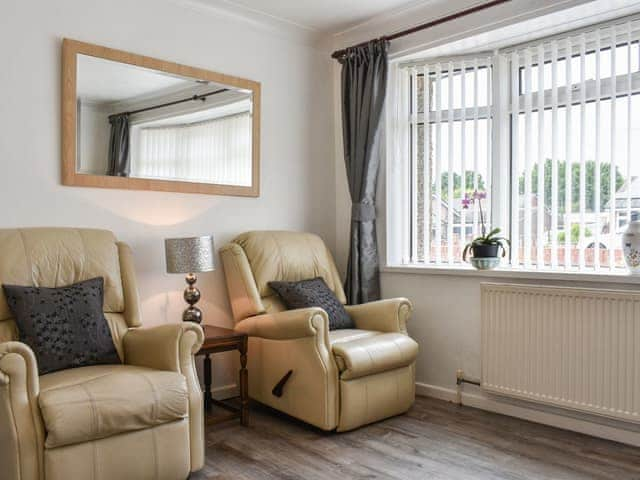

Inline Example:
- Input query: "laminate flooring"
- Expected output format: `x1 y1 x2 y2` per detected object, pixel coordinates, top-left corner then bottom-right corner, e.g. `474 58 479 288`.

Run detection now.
192 396 640 480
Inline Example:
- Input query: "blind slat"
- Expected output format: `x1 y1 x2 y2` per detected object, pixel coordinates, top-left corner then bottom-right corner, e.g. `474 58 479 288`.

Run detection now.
524 48 533 268
595 30 602 271
423 65 431 264
579 34 587 270
447 61 455 264
400 68 411 264
551 42 559 269
626 23 633 236
435 63 443 264
411 67 419 263
564 36 573 270
537 44 546 267
610 27 617 271
510 51 520 266
473 59 480 239
461 60 467 249
486 58 492 242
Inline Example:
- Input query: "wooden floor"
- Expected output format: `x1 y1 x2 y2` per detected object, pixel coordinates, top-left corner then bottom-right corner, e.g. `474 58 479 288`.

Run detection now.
193 396 640 480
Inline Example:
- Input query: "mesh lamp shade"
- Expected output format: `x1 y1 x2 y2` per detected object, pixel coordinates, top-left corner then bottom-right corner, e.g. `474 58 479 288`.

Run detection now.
164 236 215 323
165 236 215 274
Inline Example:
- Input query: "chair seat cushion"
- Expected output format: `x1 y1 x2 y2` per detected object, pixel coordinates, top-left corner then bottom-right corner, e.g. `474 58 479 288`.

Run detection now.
39 364 188 448
332 333 418 381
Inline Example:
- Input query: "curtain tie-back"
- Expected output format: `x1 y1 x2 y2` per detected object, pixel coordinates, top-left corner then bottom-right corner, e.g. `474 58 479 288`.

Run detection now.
351 202 376 222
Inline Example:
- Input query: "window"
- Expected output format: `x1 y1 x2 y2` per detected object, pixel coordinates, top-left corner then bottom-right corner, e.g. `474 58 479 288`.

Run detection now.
395 57 493 265
389 16 640 273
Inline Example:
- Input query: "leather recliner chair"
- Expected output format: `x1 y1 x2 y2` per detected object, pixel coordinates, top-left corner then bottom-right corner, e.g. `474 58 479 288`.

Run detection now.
219 231 418 432
0 228 204 480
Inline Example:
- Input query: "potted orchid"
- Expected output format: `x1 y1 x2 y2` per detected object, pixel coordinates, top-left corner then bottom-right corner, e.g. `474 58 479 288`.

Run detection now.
461 190 509 270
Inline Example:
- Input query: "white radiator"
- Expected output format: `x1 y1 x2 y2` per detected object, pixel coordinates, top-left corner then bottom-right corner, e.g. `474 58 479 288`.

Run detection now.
481 283 640 423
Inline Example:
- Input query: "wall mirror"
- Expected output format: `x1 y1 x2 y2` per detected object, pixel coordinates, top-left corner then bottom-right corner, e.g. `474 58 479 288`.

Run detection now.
62 39 260 196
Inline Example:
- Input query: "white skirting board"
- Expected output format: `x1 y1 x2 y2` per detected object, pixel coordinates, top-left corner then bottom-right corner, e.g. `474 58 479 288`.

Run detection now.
415 382 640 447
204 383 239 400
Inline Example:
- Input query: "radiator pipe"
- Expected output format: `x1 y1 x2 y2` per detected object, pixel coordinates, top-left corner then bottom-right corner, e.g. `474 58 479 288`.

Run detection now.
456 369 481 405
456 369 481 387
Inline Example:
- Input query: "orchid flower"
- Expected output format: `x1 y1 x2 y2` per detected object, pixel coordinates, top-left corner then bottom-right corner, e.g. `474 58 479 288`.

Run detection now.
473 190 487 200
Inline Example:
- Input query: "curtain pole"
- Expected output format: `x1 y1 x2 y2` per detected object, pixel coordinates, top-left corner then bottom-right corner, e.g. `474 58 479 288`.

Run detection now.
331 0 511 60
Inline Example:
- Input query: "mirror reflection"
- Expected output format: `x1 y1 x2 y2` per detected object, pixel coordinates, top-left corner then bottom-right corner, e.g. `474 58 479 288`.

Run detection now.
76 54 253 186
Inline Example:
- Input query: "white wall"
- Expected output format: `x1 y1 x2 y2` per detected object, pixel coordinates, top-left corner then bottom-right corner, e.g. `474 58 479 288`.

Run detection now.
331 0 640 444
0 0 334 388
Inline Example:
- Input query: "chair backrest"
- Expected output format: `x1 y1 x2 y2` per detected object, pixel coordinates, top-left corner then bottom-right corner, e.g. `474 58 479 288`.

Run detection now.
219 231 345 322
0 228 141 357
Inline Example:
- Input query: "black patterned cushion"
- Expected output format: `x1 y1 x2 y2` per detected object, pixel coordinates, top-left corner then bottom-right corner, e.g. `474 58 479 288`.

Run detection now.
2 277 120 375
268 277 354 330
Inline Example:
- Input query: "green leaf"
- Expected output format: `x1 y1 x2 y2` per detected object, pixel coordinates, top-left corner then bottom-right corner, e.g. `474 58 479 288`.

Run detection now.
485 227 501 239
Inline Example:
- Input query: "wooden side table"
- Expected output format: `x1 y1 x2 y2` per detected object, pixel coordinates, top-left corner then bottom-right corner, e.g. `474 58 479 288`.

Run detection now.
197 325 248 426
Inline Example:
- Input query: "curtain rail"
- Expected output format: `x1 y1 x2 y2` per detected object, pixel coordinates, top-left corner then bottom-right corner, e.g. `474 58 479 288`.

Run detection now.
331 0 511 60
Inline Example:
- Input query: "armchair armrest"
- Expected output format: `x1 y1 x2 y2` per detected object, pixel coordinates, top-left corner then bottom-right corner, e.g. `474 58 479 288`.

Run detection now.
345 298 413 334
235 307 329 343
123 322 205 472
123 322 204 372
0 341 45 480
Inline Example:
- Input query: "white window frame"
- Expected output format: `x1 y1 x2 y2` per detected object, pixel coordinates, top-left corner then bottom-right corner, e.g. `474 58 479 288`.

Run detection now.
385 13 640 281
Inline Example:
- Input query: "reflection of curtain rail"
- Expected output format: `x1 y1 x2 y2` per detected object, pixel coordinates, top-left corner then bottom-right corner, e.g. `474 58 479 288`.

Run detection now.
110 88 228 118
140 110 250 130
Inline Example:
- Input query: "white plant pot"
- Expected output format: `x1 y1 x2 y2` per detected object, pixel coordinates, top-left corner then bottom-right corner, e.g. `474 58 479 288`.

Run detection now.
622 219 640 274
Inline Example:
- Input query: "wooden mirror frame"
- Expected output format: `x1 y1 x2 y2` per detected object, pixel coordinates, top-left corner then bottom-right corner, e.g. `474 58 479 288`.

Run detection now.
61 39 261 196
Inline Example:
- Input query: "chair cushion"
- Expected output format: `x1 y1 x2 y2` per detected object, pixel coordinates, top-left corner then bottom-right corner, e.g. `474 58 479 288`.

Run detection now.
39 364 188 448
269 277 354 330
3 278 120 375
332 333 418 381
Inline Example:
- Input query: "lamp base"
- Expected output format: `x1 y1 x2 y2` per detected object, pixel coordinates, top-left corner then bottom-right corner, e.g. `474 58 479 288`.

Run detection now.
183 305 203 323
183 273 203 324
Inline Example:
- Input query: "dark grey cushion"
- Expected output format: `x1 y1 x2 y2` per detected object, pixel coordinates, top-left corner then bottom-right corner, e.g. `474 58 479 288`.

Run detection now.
268 277 354 330
2 277 120 375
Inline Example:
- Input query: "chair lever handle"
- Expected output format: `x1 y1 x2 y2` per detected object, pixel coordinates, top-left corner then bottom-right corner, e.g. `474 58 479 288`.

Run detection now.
272 370 293 397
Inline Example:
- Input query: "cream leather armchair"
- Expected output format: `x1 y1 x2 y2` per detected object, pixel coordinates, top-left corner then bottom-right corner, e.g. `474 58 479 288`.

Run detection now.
0 228 204 480
220 231 418 432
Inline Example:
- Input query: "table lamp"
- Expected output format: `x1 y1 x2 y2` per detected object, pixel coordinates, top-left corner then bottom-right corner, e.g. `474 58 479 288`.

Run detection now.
165 235 215 323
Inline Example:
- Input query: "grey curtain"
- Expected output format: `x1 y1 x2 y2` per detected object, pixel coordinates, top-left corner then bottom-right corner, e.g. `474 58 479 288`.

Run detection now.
107 113 130 177
339 39 389 304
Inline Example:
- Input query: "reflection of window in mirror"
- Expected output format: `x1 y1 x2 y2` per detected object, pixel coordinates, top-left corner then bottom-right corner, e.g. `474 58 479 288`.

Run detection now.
75 54 253 186
129 97 252 186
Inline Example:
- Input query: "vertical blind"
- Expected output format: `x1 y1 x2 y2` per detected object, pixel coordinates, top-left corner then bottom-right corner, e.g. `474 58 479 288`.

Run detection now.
506 18 640 271
131 112 252 186
399 56 493 266
392 16 640 273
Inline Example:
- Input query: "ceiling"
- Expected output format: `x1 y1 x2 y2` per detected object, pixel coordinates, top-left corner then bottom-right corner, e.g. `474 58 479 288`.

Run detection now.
198 0 425 34
76 55 231 104
77 55 195 103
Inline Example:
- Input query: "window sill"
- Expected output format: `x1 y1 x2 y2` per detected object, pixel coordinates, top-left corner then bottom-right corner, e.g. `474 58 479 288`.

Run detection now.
381 264 640 285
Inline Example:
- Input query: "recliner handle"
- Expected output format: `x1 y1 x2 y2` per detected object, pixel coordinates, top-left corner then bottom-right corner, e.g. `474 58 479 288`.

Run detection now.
272 370 293 397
